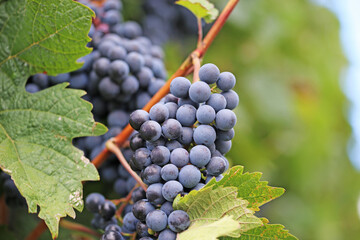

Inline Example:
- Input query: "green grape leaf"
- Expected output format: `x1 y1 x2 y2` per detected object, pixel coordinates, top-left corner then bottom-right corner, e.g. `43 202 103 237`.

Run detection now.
174 187 263 238
220 223 298 240
0 0 107 238
177 216 240 240
176 0 219 23
206 166 285 211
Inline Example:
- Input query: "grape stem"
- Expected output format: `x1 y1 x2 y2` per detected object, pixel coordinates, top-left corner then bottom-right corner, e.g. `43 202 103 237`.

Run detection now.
197 17 203 49
25 220 47 240
92 0 240 168
115 184 138 220
192 52 201 83
105 139 147 191
60 220 101 238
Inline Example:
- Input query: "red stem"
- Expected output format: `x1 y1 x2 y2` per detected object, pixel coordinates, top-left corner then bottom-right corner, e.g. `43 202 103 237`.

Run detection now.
92 0 240 168
25 220 47 240
60 219 101 238
197 17 203 49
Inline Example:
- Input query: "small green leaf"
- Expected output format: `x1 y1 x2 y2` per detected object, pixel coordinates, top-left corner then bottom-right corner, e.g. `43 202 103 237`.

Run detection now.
206 166 285 211
220 223 298 240
174 187 262 237
0 0 106 238
178 216 240 240
176 0 219 23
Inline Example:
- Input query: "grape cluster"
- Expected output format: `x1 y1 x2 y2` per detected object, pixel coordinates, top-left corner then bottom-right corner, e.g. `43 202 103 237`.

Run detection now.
125 63 239 239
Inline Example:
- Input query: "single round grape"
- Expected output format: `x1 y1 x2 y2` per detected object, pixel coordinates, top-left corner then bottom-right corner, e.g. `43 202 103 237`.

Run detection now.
130 133 146 151
139 120 162 142
215 109 237 131
136 92 151 108
193 125 216 146
151 146 170 166
108 45 127 60
130 110 150 130
168 210 190 232
170 148 189 167
196 105 216 124
98 40 115 57
190 145 211 168
206 93 227 112
105 224 122 234
217 72 236 91
146 183 165 205
143 164 162 184
179 165 201 188
150 45 164 59
178 127 193 146
103 9 121 26
86 193 105 213
148 79 165 96
123 21 142 39
99 200 116 220
104 0 122 11
123 212 139 232
93 57 110 77
137 67 154 88
162 119 182 140
69 73 89 89
149 103 169 123
215 139 232 154
217 128 235 141
136 221 150 238
107 110 129 128
131 187 146 203
199 63 220 84
206 157 226 176
146 210 168 232
121 75 140 95
170 77 191 98
158 229 177 240
32 73 49 88
178 98 199 108
25 84 40 93
161 164 179 181
189 81 211 103
132 199 155 222
109 60 129 84
221 90 239 110
101 230 123 240
176 104 196 127
162 180 184 202
165 102 178 119
126 177 137 192
99 77 121 100
126 52 145 73
133 148 151 169
193 183 205 191
146 137 166 151
160 201 174 216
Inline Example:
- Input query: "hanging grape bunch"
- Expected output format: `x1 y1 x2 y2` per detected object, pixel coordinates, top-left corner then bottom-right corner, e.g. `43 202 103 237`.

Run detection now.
122 63 239 239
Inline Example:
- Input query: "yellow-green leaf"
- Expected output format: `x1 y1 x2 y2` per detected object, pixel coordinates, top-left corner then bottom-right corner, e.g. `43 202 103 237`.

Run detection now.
176 0 219 23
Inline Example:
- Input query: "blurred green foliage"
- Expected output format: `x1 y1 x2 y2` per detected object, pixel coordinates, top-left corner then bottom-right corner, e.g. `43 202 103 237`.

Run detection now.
163 0 360 239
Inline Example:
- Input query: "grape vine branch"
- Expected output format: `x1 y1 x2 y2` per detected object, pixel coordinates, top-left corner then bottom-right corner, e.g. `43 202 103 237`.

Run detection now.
92 0 240 168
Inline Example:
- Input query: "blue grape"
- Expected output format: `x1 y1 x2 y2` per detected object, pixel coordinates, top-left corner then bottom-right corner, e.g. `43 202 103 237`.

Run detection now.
162 180 183 202
126 52 145 73
162 119 182 140
146 183 165 205
105 224 122 234
109 60 129 83
176 104 196 127
170 77 191 98
123 21 142 39
193 183 205 191
133 148 151 169
100 167 118 183
215 139 232 154
149 103 169 123
217 128 235 141
178 98 199 108
160 201 174 216
107 110 129 128
137 67 154 88
143 164 162 184
93 58 110 77
25 84 40 93
196 105 216 124
189 81 211 103
179 165 201 188
178 127 193 146
131 187 146 203
126 177 137 192
130 133 146 151
99 77 120 100
86 193 105 213
199 63 220 84
206 157 226 176
146 210 168 232
108 46 127 60
123 212 139 232
129 110 150 130
165 140 182 152
69 73 88 89
103 127 122 140
221 90 239 110
206 174 224 184
121 76 140 95
50 73 71 84
189 145 211 167
101 230 123 240
217 72 236 91
193 125 216 146
150 45 164 59
114 179 128 197
206 93 227 112
99 40 116 57
136 92 151 108
139 120 162 142
215 109 237 131
32 74 49 88
146 137 166 151
152 58 167 78
99 200 116 220
165 102 178 119
103 10 121 26
161 164 179 181
170 148 189 167
136 221 150 237
167 210 190 232
132 199 155 221
104 0 122 11
158 229 177 240
151 146 170 166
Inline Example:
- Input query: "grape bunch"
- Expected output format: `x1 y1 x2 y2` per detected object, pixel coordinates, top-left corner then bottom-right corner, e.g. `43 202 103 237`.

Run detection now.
122 63 239 239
